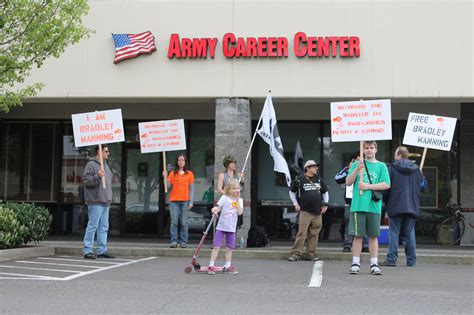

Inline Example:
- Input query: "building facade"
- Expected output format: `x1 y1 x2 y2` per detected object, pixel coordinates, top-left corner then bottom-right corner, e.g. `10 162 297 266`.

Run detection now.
1 0 473 244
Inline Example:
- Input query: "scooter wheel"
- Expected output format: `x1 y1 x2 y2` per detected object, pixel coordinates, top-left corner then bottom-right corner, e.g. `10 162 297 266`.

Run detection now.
184 265 193 274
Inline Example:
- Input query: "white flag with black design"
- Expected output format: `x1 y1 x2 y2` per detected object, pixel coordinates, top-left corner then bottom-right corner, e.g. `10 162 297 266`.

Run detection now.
256 93 292 187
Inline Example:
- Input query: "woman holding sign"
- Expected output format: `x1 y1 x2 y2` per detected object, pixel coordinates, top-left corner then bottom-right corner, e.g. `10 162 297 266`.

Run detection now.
163 154 195 248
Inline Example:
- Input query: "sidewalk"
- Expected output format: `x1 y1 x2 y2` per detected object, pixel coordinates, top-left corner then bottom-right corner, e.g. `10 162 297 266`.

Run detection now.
1 237 472 265
40 237 474 265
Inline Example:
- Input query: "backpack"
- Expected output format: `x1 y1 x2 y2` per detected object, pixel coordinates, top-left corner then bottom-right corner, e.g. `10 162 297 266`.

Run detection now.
247 225 269 247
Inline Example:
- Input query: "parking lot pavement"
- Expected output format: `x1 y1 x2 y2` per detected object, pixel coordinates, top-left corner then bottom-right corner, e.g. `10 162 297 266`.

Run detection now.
1 257 473 314
0 256 155 281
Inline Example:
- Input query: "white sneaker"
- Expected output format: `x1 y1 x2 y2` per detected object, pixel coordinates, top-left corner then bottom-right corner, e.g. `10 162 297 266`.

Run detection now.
370 264 382 275
349 263 360 274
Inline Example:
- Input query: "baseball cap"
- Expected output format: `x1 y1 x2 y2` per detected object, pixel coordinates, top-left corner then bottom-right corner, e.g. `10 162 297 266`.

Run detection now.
304 160 320 169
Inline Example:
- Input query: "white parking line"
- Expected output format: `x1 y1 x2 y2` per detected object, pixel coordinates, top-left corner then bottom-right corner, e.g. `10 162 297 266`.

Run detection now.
0 256 157 281
0 265 82 273
308 261 324 288
60 257 156 281
37 257 120 265
15 261 103 269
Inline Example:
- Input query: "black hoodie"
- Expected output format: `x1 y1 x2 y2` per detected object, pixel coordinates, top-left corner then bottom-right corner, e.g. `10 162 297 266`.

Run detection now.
385 159 427 218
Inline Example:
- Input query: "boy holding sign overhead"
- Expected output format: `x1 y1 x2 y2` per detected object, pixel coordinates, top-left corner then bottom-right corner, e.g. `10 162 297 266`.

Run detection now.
345 141 390 275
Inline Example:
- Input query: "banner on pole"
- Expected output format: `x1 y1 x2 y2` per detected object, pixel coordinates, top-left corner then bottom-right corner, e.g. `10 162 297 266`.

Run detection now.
403 113 457 151
330 99 392 142
139 119 187 153
71 109 125 147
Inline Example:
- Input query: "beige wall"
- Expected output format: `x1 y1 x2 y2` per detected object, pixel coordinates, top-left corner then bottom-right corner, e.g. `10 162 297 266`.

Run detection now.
20 0 472 101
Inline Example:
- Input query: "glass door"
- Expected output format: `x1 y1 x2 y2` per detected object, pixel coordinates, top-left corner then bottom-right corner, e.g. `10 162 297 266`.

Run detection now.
123 146 161 235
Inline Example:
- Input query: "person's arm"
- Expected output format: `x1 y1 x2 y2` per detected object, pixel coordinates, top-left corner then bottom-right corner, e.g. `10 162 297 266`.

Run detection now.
335 166 349 184
237 198 244 215
346 162 362 186
188 183 195 208
420 173 428 192
289 177 301 211
216 173 225 195
358 164 391 191
82 162 101 187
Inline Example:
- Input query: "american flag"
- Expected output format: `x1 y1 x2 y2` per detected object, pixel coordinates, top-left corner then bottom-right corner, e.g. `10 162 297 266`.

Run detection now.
111 31 156 64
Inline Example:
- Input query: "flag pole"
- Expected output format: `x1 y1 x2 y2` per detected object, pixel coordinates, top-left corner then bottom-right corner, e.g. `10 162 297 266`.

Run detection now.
240 91 271 174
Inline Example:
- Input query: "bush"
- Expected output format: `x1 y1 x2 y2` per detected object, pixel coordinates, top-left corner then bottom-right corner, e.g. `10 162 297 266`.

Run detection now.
0 207 28 249
0 203 52 249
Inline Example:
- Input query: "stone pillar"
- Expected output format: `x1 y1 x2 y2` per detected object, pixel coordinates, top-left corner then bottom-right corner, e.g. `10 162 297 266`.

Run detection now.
460 103 474 246
214 98 252 244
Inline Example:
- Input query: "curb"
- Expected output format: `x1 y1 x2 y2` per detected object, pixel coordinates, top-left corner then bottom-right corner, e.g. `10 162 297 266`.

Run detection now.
53 246 474 265
0 246 55 263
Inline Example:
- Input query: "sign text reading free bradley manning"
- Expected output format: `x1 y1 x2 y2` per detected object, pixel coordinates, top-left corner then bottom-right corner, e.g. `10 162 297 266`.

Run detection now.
403 112 457 151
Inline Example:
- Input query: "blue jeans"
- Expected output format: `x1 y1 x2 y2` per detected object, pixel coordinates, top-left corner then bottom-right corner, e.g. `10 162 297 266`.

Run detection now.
169 201 189 245
387 214 417 266
83 205 110 255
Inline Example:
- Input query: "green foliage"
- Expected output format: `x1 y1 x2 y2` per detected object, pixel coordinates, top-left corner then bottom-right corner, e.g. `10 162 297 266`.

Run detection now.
5 202 52 244
0 0 94 112
0 203 52 249
0 207 28 249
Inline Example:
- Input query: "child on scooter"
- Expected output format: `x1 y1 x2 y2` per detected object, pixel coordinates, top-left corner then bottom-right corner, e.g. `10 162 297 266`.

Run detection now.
208 179 243 275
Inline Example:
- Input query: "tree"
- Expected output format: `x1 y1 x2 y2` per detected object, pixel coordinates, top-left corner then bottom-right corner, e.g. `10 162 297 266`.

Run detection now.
0 0 93 112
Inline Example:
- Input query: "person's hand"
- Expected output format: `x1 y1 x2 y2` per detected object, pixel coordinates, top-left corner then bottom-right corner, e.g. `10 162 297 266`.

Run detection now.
211 207 219 216
239 172 245 181
98 169 105 177
358 182 370 191
295 204 301 212
321 206 328 214
162 170 168 177
356 160 365 171
188 204 193 210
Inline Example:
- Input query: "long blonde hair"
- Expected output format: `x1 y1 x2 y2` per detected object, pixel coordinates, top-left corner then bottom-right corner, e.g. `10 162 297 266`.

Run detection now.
224 179 240 197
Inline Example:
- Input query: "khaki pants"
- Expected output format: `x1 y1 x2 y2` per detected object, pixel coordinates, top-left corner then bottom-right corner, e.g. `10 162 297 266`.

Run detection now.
291 210 322 256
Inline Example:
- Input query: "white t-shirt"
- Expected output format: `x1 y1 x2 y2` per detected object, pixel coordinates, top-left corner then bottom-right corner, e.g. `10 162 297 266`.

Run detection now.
216 195 243 232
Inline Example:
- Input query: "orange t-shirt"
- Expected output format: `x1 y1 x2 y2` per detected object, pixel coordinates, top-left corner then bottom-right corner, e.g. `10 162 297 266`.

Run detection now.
168 171 195 202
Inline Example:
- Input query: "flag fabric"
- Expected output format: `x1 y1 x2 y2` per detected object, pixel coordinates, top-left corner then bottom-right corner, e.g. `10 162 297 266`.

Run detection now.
112 31 156 64
294 140 304 175
256 93 292 187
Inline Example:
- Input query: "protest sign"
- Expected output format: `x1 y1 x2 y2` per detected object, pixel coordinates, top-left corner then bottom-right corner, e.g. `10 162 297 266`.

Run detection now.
138 119 187 192
331 99 392 194
71 109 125 188
71 109 124 147
403 112 457 169
330 99 392 142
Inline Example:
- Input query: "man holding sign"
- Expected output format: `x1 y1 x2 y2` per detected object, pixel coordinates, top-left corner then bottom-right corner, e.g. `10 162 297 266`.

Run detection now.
82 145 115 259
345 141 390 275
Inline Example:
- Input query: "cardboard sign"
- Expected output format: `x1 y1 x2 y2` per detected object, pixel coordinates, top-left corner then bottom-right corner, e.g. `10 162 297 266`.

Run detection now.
139 119 186 153
403 113 457 151
330 99 392 142
71 109 125 147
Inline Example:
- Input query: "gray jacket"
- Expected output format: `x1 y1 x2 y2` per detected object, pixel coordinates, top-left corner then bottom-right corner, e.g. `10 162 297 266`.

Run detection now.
82 157 113 205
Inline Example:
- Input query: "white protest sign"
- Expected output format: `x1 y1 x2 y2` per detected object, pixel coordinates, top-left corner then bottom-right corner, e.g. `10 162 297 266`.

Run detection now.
403 113 457 151
139 119 186 153
71 109 125 147
330 99 392 142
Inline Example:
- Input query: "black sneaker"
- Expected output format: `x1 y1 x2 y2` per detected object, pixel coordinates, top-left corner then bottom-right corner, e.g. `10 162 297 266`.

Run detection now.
170 243 178 248
342 246 351 252
97 252 115 259
84 253 97 259
288 254 299 261
179 243 187 248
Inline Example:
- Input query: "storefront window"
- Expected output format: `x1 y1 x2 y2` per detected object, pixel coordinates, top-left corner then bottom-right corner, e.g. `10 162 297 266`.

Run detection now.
0 122 59 202
257 122 321 202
